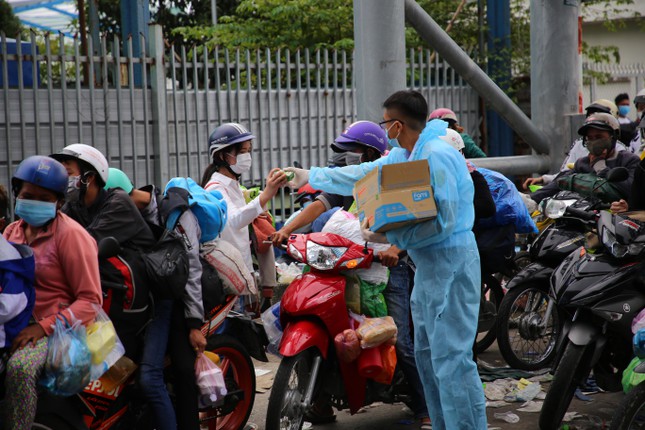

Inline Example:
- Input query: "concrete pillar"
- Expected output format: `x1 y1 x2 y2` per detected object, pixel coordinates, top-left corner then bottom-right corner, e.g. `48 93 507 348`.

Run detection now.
353 0 406 122
530 0 580 172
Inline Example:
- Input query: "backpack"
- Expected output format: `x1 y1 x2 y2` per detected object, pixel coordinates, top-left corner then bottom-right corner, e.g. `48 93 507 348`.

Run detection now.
0 243 36 349
163 177 228 243
476 167 538 234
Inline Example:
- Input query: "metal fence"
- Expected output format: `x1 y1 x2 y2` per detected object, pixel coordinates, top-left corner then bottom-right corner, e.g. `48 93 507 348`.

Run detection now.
0 26 480 219
583 62 645 116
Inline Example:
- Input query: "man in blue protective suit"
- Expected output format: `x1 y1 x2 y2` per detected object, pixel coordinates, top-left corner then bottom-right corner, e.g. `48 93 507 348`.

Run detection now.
284 90 487 429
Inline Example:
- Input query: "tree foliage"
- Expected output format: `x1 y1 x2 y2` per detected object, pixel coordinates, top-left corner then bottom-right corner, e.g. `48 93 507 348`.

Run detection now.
0 0 22 37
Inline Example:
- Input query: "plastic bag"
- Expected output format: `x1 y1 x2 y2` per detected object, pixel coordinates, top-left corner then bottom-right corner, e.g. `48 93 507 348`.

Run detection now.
356 316 398 349
372 344 397 385
334 329 361 363
276 262 304 286
358 278 388 317
201 239 257 296
195 353 227 407
40 317 92 396
633 308 645 334
622 356 645 393
86 307 118 365
261 302 283 357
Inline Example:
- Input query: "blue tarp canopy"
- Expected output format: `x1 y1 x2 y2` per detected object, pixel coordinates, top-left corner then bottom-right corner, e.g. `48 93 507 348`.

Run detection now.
8 0 77 37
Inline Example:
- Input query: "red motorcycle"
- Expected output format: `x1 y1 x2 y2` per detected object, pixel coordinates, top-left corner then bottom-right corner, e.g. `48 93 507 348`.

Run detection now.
265 232 410 430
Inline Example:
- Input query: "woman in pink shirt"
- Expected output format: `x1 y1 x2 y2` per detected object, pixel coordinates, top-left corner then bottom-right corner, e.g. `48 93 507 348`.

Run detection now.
3 156 102 430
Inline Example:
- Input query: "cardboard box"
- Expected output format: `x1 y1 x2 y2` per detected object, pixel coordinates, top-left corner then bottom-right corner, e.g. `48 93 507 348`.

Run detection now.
353 160 437 233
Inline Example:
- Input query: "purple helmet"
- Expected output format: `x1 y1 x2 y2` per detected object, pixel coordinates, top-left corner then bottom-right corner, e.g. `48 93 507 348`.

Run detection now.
331 121 387 154
208 123 255 159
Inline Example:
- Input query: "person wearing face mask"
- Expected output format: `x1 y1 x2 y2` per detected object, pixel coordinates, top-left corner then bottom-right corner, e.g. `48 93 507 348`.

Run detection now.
284 90 487 429
50 144 156 360
615 93 640 154
523 99 630 191
529 113 640 205
272 121 431 428
3 156 102 430
428 107 487 158
201 123 287 312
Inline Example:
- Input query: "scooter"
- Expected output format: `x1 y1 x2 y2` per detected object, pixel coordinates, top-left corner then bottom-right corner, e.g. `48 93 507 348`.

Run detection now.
265 232 409 430
495 190 604 370
496 163 630 371
29 237 267 430
539 210 645 430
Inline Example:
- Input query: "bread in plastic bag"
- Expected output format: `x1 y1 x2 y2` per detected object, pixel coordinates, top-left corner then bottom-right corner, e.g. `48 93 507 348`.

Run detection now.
334 329 361 363
201 239 257 295
40 316 92 396
356 316 398 349
195 353 227 408
86 306 117 365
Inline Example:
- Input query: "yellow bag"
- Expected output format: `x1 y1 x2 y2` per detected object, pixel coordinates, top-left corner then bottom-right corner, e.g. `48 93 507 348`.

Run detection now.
86 310 117 365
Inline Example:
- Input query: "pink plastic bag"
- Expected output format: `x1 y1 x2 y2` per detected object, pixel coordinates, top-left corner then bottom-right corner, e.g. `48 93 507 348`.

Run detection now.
195 353 227 407
334 329 361 363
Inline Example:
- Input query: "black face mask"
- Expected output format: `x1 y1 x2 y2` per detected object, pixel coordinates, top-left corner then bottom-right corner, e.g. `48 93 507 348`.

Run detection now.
344 152 362 166
585 138 613 157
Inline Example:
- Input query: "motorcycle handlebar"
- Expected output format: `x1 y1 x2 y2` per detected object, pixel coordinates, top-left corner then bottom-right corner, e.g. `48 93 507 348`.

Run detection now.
565 206 598 221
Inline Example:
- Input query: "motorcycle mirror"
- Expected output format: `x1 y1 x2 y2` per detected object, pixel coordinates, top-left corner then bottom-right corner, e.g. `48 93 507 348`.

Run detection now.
606 167 629 183
98 236 121 259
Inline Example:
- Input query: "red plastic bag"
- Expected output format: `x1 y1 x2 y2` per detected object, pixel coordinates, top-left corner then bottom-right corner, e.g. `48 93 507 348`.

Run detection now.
372 344 397 385
334 329 361 363
195 353 227 407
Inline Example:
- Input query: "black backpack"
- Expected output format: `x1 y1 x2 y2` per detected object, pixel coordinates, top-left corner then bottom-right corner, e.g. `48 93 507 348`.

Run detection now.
141 187 192 300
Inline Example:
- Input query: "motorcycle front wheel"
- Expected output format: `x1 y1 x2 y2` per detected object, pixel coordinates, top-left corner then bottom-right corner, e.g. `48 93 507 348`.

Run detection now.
539 341 594 430
199 335 256 430
610 382 645 429
496 282 561 370
474 274 505 353
266 349 319 430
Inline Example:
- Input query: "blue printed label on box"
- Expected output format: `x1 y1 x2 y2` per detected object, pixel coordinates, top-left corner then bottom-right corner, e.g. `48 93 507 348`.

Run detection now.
412 190 430 202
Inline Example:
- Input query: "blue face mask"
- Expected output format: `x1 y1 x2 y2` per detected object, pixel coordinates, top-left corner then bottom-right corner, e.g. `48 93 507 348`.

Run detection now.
15 199 57 227
388 138 400 148
619 105 631 117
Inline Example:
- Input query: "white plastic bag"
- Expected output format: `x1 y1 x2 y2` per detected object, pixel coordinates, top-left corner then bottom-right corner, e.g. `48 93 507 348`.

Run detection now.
321 210 390 284
201 239 257 295
87 305 125 381
195 353 227 407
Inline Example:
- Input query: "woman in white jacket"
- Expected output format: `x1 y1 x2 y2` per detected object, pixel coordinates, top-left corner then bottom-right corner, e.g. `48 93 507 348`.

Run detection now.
201 123 286 312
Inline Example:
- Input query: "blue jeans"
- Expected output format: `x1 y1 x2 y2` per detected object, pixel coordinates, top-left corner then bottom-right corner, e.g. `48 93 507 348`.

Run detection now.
384 261 429 419
140 299 177 430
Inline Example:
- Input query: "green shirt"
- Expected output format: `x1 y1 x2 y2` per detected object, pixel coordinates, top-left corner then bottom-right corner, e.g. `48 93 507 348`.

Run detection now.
461 132 486 158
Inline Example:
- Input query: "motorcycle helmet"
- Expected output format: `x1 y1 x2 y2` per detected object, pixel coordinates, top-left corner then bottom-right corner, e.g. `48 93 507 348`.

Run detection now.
439 128 465 152
331 121 387 155
634 88 645 106
104 168 134 194
51 143 110 185
12 156 69 198
578 112 620 141
585 99 618 118
208 123 255 160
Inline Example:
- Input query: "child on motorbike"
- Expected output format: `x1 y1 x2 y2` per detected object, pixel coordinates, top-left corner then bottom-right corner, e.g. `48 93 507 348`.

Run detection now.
104 167 211 430
271 120 431 428
3 156 102 430
201 123 287 313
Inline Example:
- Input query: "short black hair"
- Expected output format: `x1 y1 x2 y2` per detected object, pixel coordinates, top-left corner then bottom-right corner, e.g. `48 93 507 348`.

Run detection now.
382 90 428 131
615 93 629 105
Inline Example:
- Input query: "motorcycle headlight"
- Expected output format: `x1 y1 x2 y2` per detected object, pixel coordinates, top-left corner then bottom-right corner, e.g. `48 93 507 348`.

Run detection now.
544 199 577 219
601 227 642 258
306 241 348 270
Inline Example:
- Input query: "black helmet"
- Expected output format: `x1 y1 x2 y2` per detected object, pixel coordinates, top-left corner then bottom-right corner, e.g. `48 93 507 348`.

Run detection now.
208 123 255 159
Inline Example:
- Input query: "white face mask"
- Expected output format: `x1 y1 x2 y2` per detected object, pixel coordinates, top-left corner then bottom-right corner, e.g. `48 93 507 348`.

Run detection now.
229 152 253 174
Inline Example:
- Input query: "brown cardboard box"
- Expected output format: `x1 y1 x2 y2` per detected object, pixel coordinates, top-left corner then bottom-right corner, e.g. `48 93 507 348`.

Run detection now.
353 160 437 233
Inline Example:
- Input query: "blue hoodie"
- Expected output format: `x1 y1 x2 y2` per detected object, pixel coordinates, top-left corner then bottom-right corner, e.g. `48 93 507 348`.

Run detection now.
0 242 36 348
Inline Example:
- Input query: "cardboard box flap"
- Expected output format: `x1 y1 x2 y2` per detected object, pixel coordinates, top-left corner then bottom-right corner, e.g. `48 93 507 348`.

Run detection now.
380 160 430 191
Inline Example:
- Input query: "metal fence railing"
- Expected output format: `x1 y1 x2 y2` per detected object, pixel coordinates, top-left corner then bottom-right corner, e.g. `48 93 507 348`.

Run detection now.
583 62 645 112
0 26 480 220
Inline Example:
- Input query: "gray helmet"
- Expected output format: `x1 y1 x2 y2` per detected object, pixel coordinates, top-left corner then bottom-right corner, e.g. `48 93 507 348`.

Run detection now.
578 112 620 140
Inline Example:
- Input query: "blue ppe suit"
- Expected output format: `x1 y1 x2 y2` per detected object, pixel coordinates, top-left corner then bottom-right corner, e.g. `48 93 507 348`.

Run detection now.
309 120 487 429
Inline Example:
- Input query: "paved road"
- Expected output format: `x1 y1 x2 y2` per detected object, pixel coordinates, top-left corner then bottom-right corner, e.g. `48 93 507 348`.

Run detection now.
245 342 625 430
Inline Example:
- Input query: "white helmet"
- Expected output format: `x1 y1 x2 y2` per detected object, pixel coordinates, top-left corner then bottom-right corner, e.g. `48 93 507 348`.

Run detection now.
51 143 109 183
439 128 465 152
635 88 645 106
